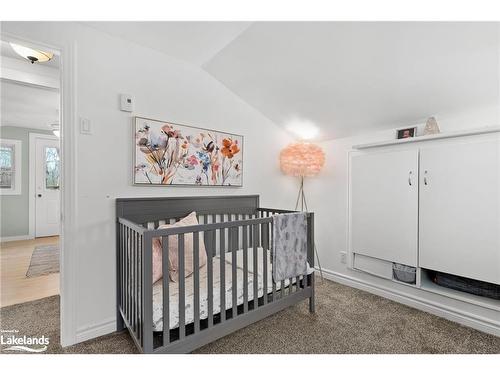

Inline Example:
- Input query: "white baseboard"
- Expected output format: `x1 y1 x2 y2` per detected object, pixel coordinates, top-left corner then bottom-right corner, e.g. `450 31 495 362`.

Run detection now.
320 267 500 337
0 235 34 243
75 318 116 344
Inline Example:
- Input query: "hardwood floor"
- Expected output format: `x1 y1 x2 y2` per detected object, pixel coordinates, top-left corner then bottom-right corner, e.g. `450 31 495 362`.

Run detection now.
0 236 59 308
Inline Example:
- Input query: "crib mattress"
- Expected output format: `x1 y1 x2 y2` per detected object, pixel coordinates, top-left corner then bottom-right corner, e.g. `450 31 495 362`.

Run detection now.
152 248 312 331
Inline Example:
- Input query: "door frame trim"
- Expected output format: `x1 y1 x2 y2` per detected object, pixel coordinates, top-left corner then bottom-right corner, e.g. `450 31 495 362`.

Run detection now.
3 31 79 347
29 132 60 238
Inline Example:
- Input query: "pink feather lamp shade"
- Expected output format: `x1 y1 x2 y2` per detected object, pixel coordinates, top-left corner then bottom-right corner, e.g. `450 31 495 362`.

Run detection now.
280 142 325 177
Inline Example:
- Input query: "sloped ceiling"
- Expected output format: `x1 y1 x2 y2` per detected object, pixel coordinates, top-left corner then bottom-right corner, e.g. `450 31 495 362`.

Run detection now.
204 22 499 140
84 21 252 66
83 22 499 140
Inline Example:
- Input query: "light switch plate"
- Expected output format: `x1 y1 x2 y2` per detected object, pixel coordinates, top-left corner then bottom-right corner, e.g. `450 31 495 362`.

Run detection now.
80 118 91 135
120 94 134 112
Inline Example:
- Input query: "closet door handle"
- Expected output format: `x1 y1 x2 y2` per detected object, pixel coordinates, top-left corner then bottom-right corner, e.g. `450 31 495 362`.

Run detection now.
408 171 413 186
423 170 428 185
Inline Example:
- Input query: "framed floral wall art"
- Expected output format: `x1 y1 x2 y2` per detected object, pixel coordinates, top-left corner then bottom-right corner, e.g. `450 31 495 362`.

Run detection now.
134 117 243 186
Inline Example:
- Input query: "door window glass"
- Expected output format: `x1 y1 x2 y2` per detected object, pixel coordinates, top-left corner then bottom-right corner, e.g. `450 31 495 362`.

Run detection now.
0 145 14 189
45 147 60 189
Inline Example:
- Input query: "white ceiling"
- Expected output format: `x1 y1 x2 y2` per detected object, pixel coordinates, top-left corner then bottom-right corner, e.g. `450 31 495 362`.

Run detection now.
204 22 500 140
84 21 252 66
1 40 60 130
1 80 59 130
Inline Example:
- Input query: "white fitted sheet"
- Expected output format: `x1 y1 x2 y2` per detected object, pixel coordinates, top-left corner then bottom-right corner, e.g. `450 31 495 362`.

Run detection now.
152 248 312 331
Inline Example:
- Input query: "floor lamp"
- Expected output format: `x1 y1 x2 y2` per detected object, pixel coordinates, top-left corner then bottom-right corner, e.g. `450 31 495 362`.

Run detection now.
280 142 325 279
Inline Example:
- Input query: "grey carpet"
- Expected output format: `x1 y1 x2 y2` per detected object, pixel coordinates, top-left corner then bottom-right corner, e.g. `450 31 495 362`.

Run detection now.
26 245 60 278
1 279 499 354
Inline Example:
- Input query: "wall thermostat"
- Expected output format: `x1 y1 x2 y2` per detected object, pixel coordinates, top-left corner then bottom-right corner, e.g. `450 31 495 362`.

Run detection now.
120 94 134 112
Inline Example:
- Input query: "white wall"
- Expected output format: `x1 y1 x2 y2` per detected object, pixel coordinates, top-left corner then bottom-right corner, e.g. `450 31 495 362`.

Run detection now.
308 105 500 332
1 22 297 341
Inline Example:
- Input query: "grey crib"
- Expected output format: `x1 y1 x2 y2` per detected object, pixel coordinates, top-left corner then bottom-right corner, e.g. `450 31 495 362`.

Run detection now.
116 195 315 354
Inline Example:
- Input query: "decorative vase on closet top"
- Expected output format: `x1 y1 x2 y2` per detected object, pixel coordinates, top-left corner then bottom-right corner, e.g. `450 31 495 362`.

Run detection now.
424 116 440 135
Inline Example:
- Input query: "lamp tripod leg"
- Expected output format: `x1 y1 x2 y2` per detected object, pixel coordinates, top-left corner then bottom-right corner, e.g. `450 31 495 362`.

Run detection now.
294 177 303 211
301 180 324 282
301 177 305 211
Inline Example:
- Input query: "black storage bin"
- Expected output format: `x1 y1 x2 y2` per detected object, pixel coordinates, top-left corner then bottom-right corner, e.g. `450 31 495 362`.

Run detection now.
432 271 500 300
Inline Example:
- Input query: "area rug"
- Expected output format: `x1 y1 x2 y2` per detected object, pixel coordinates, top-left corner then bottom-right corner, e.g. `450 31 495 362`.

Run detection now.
26 245 60 278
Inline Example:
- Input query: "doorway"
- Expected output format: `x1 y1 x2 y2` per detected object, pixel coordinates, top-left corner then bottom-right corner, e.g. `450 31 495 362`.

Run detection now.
0 38 61 309
0 29 76 347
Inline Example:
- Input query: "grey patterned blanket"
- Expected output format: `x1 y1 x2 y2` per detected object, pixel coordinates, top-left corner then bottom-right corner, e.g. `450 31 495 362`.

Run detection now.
272 212 308 282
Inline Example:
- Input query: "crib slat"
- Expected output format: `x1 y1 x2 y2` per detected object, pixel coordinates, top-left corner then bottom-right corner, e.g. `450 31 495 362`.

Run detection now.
272 279 276 303
130 228 134 324
124 226 128 316
270 218 275 303
220 227 226 322
139 234 143 344
249 215 252 244
126 227 130 322
193 231 200 333
235 214 240 249
135 231 139 333
207 231 214 327
253 224 259 309
118 224 122 310
289 277 294 294
136 232 140 332
231 227 237 317
162 235 170 344
262 222 268 305
124 227 127 321
142 232 153 352
178 234 186 340
133 231 137 334
121 224 125 313
132 231 136 334
129 228 133 324
243 225 248 313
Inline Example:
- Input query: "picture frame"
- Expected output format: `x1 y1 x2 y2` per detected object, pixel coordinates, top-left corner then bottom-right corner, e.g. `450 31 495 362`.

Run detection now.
133 116 243 187
396 127 417 139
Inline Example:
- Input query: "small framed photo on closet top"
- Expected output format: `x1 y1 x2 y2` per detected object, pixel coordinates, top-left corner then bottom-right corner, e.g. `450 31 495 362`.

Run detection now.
396 126 417 139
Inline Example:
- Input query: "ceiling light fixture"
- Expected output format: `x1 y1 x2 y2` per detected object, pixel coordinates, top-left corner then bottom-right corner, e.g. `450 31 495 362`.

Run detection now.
10 43 54 64
50 123 60 138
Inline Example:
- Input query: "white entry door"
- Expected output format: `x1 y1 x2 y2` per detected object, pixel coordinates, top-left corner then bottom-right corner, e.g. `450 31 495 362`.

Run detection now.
35 137 60 237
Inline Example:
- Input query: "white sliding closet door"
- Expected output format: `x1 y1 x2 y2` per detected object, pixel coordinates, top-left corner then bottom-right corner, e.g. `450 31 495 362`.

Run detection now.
419 137 500 284
350 149 419 266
